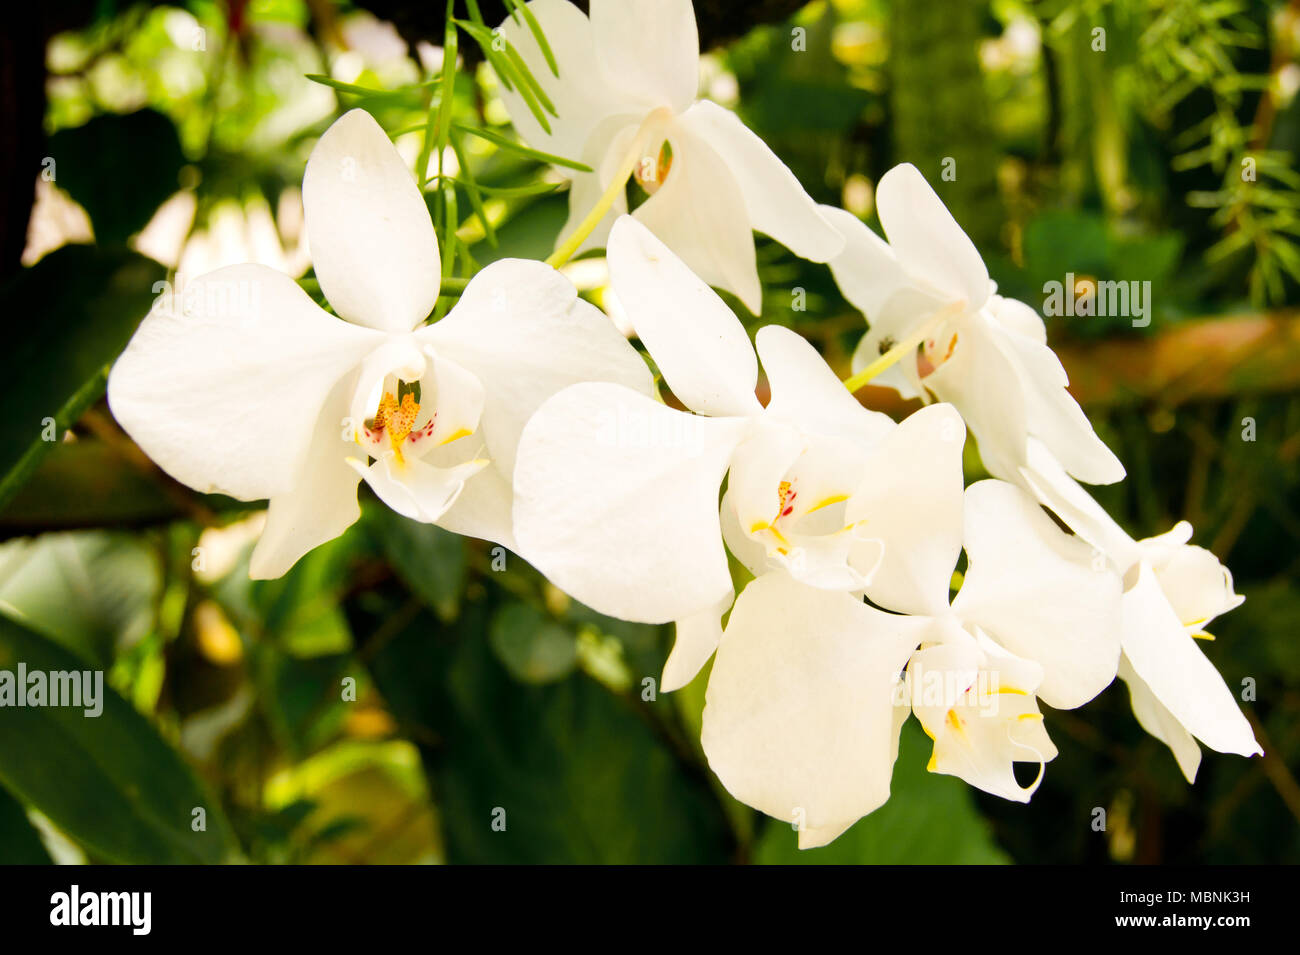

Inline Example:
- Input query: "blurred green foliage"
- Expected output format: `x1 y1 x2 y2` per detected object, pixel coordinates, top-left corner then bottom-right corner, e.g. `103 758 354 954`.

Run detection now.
0 0 1297 864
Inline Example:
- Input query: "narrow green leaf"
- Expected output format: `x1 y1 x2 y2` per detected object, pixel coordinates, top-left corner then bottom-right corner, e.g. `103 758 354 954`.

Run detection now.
452 123 591 172
454 20 555 129
450 130 497 247
436 22 460 156
507 0 560 76
304 74 434 98
470 180 564 198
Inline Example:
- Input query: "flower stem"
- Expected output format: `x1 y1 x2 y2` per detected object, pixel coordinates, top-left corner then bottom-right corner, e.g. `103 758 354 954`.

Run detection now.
545 109 672 269
842 303 960 394
438 275 469 298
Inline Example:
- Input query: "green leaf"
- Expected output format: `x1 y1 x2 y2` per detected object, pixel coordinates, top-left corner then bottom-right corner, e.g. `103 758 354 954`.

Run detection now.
304 75 435 98
46 110 185 245
437 23 460 152
469 180 563 198
0 784 52 864
506 0 559 75
450 130 497 247
0 246 165 511
755 721 1012 864
489 603 577 684
454 20 555 132
0 441 243 534
364 602 733 863
364 506 467 622
0 615 241 863
452 123 591 172
0 531 160 668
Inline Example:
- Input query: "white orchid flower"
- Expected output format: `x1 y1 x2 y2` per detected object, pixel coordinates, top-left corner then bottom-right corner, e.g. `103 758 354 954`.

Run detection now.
1019 445 1261 779
701 478 1119 848
109 109 651 579
495 0 843 311
823 162 1124 487
513 216 901 690
906 623 1056 803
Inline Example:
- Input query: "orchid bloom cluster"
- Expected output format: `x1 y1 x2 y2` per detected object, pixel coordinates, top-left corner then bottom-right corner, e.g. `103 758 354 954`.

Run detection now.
107 0 1261 849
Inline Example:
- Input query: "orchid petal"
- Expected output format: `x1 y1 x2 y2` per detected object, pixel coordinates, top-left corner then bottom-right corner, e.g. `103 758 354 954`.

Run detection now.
589 0 699 113
923 311 1029 482
512 383 750 623
846 404 966 616
992 324 1125 485
662 590 732 692
726 420 805 542
633 126 762 313
349 453 488 525
1120 563 1261 758
497 0 634 160
680 101 843 262
911 631 1057 803
302 109 440 332
701 573 925 843
1018 437 1140 568
989 294 1046 344
422 442 517 550
607 215 761 416
1118 654 1203 783
422 350 485 450
1148 539 1244 629
953 480 1122 710
757 324 894 447
108 264 381 501
821 204 906 320
249 374 363 578
875 163 990 309
422 258 653 476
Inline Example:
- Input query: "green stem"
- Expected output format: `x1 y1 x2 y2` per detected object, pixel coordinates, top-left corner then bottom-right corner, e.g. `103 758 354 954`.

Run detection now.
439 275 469 296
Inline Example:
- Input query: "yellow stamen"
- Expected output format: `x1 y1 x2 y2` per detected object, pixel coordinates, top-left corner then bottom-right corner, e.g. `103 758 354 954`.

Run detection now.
374 390 421 461
1192 631 1216 641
